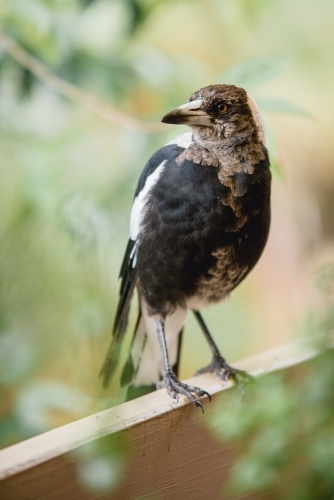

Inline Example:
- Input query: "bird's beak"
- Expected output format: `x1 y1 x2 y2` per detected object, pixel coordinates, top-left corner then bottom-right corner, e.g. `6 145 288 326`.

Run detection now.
161 99 213 127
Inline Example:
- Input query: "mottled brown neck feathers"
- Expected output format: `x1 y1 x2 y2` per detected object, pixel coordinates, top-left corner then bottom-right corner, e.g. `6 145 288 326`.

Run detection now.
177 138 265 182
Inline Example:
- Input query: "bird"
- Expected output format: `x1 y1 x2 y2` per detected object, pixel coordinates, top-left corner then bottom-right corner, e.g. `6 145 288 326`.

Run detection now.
100 84 271 411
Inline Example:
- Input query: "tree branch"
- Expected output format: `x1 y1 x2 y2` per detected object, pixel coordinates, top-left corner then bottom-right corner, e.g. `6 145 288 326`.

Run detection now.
0 30 166 133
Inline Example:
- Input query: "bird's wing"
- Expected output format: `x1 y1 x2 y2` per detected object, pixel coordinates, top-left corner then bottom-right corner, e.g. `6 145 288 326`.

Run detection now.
100 132 193 388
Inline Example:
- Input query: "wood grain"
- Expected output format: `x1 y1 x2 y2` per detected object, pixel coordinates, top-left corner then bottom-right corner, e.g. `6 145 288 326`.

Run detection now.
0 340 314 500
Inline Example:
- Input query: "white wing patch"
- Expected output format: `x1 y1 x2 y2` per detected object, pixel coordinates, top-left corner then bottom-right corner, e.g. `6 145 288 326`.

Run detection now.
166 131 193 149
130 160 166 243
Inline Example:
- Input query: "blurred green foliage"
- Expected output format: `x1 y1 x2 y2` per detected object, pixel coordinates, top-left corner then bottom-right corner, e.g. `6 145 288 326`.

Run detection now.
0 0 333 494
209 265 334 499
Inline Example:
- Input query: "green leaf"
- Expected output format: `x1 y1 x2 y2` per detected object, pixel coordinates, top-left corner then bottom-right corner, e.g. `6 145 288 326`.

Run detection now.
256 97 313 118
219 56 287 90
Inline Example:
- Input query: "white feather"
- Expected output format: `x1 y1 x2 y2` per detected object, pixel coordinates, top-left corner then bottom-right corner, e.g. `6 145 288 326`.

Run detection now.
129 161 166 242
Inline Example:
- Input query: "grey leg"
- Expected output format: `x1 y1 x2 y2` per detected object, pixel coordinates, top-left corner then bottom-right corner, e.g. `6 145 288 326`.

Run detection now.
193 310 250 383
156 319 210 412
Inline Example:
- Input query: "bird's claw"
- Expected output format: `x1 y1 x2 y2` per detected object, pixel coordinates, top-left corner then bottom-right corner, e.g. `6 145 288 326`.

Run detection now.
196 355 255 396
157 367 211 412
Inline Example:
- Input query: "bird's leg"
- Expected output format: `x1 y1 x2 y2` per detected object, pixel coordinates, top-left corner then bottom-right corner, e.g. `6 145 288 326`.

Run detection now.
193 311 253 385
155 319 210 412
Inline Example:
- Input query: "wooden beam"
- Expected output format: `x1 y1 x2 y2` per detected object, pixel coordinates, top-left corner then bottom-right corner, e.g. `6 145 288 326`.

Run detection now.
0 340 315 500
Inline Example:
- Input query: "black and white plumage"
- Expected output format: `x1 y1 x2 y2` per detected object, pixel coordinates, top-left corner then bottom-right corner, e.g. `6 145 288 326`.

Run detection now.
100 84 271 410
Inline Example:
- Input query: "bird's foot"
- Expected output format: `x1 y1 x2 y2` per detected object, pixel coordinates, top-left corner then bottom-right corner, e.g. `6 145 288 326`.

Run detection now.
157 366 211 413
196 355 255 396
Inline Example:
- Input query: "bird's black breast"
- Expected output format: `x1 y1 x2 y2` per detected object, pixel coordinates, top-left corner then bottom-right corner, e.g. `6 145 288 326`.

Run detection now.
136 145 271 316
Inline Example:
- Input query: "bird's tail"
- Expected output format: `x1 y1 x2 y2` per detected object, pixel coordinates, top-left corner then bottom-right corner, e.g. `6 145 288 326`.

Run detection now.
100 239 138 388
99 299 137 389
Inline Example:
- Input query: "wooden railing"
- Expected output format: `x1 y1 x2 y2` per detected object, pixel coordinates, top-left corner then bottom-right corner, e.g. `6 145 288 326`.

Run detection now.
0 341 314 500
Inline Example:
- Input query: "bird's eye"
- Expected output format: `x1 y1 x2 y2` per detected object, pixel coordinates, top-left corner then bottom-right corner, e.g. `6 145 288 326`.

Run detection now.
217 102 227 113
211 101 228 114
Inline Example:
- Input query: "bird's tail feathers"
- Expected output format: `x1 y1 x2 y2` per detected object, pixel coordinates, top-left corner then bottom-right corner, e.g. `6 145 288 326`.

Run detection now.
120 313 147 387
99 304 140 389
99 335 122 389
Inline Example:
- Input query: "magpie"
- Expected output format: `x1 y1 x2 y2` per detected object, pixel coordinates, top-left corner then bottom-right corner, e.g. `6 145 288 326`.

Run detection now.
100 84 271 411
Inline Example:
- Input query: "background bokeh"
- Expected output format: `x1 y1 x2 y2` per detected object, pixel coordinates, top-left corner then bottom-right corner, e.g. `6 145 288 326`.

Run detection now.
0 0 333 474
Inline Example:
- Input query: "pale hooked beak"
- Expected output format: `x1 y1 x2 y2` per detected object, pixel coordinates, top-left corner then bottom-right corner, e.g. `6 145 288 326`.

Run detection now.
161 99 213 127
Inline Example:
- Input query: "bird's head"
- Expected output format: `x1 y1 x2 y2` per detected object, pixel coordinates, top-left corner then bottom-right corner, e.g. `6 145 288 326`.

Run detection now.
161 84 265 149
